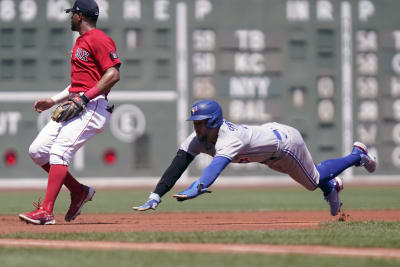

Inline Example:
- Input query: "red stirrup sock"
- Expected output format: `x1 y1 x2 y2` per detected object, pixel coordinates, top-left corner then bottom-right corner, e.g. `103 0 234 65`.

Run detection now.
42 164 68 212
41 163 81 193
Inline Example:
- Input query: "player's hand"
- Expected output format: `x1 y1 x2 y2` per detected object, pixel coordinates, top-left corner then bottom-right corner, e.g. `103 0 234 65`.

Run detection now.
173 180 211 202
34 98 55 113
132 198 161 211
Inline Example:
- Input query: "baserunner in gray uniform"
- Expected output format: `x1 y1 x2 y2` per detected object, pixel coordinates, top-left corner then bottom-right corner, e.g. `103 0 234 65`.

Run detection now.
133 100 376 216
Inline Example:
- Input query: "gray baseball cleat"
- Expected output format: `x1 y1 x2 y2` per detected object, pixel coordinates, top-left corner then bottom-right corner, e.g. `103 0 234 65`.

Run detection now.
352 142 376 173
324 177 344 216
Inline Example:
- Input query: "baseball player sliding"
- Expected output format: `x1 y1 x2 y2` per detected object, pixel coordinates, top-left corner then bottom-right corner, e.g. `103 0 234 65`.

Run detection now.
134 100 376 216
19 0 121 225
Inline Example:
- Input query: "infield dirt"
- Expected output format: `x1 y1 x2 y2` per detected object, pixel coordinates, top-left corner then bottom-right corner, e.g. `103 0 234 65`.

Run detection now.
1 209 399 233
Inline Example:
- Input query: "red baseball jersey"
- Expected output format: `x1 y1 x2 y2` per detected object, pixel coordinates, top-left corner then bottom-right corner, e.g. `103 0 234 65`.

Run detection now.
69 28 121 96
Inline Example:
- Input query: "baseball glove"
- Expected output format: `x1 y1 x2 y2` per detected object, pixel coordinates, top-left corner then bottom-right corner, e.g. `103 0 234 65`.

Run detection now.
51 94 89 123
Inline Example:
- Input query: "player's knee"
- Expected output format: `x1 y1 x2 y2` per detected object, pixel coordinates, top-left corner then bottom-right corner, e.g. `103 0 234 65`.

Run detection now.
28 142 40 159
304 183 318 191
296 177 318 191
309 185 318 191
28 143 49 166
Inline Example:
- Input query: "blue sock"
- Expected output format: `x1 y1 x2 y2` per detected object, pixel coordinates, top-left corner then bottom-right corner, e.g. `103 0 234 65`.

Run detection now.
319 179 334 196
317 154 360 195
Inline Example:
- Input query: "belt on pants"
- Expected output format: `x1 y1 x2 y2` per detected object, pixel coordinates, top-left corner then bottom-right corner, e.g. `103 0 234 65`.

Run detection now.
273 129 282 141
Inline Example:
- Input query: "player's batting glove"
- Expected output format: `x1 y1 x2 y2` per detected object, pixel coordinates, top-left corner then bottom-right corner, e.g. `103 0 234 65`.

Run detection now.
51 94 89 123
173 180 211 202
132 192 161 211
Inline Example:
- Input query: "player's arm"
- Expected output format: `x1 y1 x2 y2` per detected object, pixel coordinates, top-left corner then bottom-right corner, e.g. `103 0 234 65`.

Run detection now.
81 65 120 102
51 66 121 122
173 156 231 201
132 149 195 211
51 66 120 122
34 85 70 113
154 149 195 196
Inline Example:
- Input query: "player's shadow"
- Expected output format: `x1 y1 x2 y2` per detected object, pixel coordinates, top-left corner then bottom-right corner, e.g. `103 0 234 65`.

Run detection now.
58 222 119 225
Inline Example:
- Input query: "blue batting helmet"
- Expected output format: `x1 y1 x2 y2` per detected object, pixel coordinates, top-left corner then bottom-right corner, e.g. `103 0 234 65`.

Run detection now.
187 100 223 129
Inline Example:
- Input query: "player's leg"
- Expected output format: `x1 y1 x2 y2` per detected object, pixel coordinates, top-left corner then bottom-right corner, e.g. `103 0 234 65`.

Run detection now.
48 98 110 222
268 126 342 216
41 164 69 212
41 162 82 193
315 153 359 208
268 126 320 190
28 119 61 167
31 161 86 224
316 142 375 183
316 142 376 197
22 119 80 225
268 142 319 190
316 156 358 185
20 120 61 225
28 119 82 192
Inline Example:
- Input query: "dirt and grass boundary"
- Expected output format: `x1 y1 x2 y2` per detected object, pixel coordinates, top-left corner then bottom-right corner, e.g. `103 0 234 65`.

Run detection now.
1 210 400 259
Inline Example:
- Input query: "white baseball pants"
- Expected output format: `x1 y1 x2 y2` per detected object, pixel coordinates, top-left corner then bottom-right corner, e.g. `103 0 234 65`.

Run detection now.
29 96 110 166
266 123 320 191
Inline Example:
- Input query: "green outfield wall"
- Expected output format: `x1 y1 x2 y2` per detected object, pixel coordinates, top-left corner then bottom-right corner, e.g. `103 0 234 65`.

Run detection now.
0 0 399 180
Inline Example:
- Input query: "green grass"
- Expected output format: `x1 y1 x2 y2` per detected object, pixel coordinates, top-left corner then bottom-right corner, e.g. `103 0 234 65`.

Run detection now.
0 247 399 267
1 186 400 214
3 221 400 248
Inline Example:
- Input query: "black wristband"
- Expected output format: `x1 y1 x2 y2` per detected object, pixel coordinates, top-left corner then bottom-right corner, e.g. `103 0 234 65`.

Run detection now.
80 93 89 104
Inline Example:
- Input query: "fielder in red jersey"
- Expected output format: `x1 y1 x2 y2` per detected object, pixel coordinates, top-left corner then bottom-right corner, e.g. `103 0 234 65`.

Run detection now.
70 28 120 97
19 0 121 225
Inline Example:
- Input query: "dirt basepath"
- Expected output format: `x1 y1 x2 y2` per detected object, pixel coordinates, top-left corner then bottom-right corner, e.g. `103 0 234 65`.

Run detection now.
2 209 400 234
1 210 400 259
1 239 400 259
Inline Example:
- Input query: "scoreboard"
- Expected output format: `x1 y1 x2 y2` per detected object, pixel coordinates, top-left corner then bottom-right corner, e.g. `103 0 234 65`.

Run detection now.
0 0 399 180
